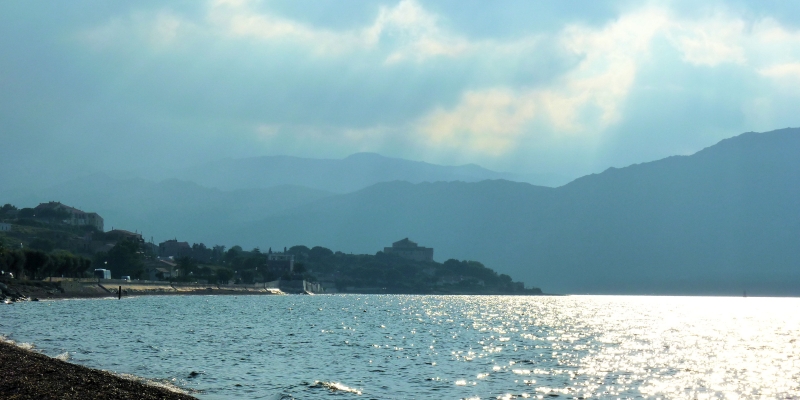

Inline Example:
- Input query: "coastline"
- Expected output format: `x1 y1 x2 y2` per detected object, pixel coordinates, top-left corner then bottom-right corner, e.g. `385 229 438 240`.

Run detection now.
0 340 197 400
1 278 550 302
1 278 285 303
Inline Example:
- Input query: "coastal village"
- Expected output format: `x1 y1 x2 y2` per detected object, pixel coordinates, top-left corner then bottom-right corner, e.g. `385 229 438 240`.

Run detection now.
0 201 541 302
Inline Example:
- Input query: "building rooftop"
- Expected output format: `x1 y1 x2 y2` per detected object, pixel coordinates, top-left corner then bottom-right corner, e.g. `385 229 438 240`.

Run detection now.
392 238 419 248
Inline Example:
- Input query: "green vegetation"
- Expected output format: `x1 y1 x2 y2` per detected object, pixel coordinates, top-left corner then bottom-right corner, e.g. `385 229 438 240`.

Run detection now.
284 245 538 294
2 204 94 280
93 239 145 279
1 201 539 294
158 243 538 294
1 242 91 280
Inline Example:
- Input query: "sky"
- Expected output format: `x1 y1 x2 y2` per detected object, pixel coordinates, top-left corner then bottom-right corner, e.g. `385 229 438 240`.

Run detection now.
2 0 800 185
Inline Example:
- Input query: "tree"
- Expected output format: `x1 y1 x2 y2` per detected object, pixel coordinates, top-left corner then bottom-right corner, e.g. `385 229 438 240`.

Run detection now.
216 268 234 284
211 245 226 263
225 246 242 263
37 208 70 222
293 263 307 274
17 208 35 219
48 253 90 278
309 246 333 260
288 245 310 255
105 239 145 279
0 204 17 218
23 250 50 280
176 256 197 278
29 238 55 252
241 270 256 284
242 256 262 270
0 245 25 277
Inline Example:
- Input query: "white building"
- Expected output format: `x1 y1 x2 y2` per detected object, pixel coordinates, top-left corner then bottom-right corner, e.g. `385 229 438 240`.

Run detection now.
0 223 11 232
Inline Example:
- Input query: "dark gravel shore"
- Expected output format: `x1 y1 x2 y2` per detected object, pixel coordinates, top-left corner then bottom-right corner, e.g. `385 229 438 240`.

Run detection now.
0 341 197 400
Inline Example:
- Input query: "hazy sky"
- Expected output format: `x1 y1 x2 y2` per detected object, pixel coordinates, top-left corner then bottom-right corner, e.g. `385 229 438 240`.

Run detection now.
2 0 800 182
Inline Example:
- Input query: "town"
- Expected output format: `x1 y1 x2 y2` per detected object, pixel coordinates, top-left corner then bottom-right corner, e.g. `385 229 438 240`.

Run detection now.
0 201 541 301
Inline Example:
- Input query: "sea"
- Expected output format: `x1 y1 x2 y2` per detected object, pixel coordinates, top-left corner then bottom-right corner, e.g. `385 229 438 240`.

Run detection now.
1 294 799 399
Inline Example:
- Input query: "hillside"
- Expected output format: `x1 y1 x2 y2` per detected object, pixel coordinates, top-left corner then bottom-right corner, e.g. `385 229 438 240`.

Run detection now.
223 128 800 295
5 129 798 295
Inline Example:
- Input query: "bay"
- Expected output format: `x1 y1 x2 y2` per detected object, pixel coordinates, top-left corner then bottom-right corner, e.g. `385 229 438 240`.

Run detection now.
2 294 799 399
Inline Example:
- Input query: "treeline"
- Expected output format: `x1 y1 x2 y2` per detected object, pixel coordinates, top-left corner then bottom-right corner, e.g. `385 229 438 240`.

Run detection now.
2 200 534 292
0 245 92 280
164 243 534 292
281 245 533 294
1 203 71 222
171 245 311 284
93 239 144 280
88 240 309 284
1 203 100 252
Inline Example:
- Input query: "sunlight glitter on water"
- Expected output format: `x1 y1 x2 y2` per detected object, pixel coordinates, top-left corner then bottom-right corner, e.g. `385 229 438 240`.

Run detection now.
2 295 799 399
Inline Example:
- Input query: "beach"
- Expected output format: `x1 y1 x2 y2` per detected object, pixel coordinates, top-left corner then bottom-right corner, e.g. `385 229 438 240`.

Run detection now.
0 340 197 400
0 278 284 303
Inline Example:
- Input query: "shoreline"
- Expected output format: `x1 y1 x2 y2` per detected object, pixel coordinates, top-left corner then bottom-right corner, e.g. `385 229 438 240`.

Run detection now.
1 278 551 303
0 340 197 400
1 278 286 303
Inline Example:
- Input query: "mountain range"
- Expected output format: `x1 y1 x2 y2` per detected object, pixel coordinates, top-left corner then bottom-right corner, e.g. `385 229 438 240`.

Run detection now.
4 128 799 295
224 128 800 295
156 152 568 192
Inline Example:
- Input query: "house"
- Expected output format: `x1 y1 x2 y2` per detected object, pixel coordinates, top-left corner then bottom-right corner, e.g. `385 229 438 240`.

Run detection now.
148 267 173 281
159 239 191 258
106 229 144 244
33 201 104 231
266 253 294 274
146 258 176 280
0 223 11 232
383 238 434 262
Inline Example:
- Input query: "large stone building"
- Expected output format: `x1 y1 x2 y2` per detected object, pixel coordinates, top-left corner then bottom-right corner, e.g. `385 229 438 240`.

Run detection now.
384 238 434 262
33 201 104 231
266 253 294 275
159 239 191 258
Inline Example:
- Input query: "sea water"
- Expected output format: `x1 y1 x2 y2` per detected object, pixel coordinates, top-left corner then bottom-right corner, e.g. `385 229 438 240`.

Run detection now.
1 294 799 399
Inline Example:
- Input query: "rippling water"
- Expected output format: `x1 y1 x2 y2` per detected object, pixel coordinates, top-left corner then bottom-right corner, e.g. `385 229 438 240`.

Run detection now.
1 295 799 399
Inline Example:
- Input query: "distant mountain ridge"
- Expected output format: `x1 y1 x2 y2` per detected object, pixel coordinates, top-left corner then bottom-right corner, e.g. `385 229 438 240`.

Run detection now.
161 152 567 192
7 174 332 243
4 128 798 295
218 128 800 295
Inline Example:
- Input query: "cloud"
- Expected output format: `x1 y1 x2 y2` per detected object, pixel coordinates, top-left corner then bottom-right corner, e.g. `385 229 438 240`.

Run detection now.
38 1 800 175
251 122 400 159
413 6 800 158
418 89 536 156
77 10 193 51
206 0 363 56
366 0 472 63
668 15 747 66
415 8 669 155
758 62 800 94
204 0 477 62
79 0 525 65
759 63 800 80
